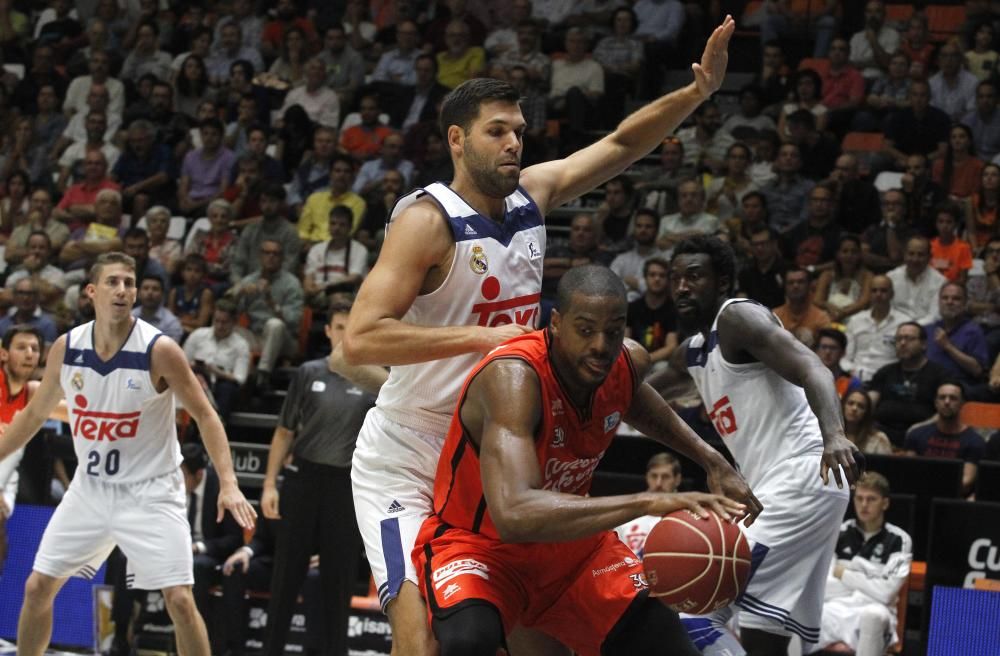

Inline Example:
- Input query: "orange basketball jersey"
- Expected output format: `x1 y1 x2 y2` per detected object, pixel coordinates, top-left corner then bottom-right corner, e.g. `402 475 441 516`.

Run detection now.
0 367 29 424
432 329 638 540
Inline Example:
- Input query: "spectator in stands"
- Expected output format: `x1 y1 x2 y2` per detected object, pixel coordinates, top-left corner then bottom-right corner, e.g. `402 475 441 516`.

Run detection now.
542 213 612 313
862 189 909 273
900 153 947 234
883 81 950 170
925 282 989 386
168 254 214 341
112 120 172 218
967 237 1000 354
303 205 370 309
13 44 67 116
207 22 262 85
594 176 638 255
213 0 263 52
966 21 998 81
968 164 1000 254
495 19 551 91
737 224 787 310
0 169 29 235
231 184 301 282
677 101 734 177
961 81 1000 162
754 40 791 111
121 227 170 293
64 50 123 119
815 471 912 654
398 54 450 134
848 1 899 80
856 51 912 132
899 14 934 75
827 154 881 235
353 132 414 196
502 64 546 165
221 60 270 127
0 278 57 346
52 149 120 233
484 0 532 60
815 327 863 398
261 0 318 59
181 441 245 627
842 391 893 454
888 236 947 325
721 85 776 138
355 167 401 253
634 137 692 217
823 36 865 132
843 275 911 383
436 19 485 90
705 143 758 225
933 124 985 200
30 84 66 154
184 299 250 423
340 94 393 162
318 25 366 110
868 322 950 446
222 155 264 223
289 127 338 210
749 129 779 186
228 238 304 391
761 142 815 233
145 82 192 156
178 117 236 217
656 178 720 250
593 6 644 126
773 268 832 340
785 109 840 182
813 234 873 324
784 183 842 269
299 154 367 248
548 27 604 152
185 199 238 295
171 27 213 85
610 209 666 302
121 20 171 83
904 381 985 496
145 206 183 278
615 453 683 557
224 94 261 157
267 26 308 89
778 69 828 139
626 257 677 367
2 119 51 193
216 518 279 656
279 57 341 131
2 231 67 312
240 125 283 183
131 274 183 343
56 112 120 194
372 19 421 86
930 40 979 122
759 0 837 59
930 204 973 283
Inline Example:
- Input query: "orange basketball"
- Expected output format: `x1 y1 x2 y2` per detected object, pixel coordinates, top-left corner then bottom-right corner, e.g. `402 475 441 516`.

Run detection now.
642 510 751 615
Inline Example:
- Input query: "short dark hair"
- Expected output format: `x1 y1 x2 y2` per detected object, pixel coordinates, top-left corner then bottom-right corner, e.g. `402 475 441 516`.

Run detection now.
123 227 149 244
260 182 286 201
215 298 238 317
2 325 43 350
27 230 52 249
633 207 660 229
329 299 354 317
140 273 164 290
183 252 207 273
671 236 736 294
787 108 817 129
643 257 670 277
199 116 224 133
329 204 353 223
181 442 208 474
555 265 627 313
330 152 355 172
647 452 681 476
90 252 137 283
937 379 965 400
439 77 520 136
816 327 847 351
898 321 926 341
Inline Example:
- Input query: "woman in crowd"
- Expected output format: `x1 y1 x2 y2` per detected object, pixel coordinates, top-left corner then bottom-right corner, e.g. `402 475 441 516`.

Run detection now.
842 390 893 454
706 142 758 224
175 54 214 119
966 162 1000 254
812 233 873 323
0 169 29 244
145 206 183 278
777 68 828 137
184 198 238 296
933 123 985 199
269 26 309 87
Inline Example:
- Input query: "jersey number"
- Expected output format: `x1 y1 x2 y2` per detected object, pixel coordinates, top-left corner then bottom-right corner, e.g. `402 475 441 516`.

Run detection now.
708 396 738 437
86 449 121 476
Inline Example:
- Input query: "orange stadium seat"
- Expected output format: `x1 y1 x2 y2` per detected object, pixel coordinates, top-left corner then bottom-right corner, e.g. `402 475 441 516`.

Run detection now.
960 401 1000 430
885 4 915 24
927 5 966 41
842 132 885 153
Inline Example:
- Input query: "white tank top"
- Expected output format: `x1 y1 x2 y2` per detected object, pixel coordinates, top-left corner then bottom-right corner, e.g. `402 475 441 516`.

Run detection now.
686 299 823 489
376 182 546 434
61 318 181 483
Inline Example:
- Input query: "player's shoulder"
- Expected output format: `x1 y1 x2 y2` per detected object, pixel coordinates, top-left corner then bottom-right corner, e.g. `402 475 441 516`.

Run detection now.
883 522 913 552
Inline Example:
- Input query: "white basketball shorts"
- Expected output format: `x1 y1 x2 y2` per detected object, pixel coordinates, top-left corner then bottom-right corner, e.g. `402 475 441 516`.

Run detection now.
34 468 193 590
351 407 446 612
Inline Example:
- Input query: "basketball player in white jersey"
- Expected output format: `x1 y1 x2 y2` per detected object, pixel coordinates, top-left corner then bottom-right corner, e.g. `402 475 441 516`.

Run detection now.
0 252 256 656
650 236 863 656
341 16 748 656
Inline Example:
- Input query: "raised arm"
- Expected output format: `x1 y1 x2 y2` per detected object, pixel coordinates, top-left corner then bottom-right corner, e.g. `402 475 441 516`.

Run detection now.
623 341 763 525
153 337 256 529
474 359 743 543
0 337 67 463
519 16 736 213
718 302 862 487
342 200 528 366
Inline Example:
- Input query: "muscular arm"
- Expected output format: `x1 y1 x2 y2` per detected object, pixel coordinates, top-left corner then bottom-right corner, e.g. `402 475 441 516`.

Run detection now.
645 339 693 400
718 302 861 486
342 200 525 366
154 337 256 528
474 359 741 543
0 337 67 462
328 343 389 395
519 17 735 214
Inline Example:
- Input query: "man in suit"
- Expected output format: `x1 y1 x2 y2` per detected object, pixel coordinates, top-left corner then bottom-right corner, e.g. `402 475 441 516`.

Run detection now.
398 54 449 131
219 517 277 656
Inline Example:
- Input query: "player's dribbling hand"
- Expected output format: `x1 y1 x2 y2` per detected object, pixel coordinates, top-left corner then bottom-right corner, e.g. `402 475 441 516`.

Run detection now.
261 485 280 520
477 324 533 353
653 492 746 523
692 15 736 99
223 549 251 575
218 483 258 529
706 463 764 526
820 433 864 489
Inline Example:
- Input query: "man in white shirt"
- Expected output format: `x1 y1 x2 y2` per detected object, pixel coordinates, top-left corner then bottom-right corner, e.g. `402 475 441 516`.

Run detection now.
887 236 947 326
279 58 340 130
929 41 979 121
615 453 683 557
184 300 251 423
610 209 669 302
848 1 900 80
303 206 369 308
63 51 125 119
657 178 720 250
676 100 734 174
842 275 911 382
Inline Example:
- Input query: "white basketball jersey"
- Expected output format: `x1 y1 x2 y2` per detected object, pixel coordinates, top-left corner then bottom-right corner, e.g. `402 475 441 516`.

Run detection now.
376 182 546 434
686 299 823 489
60 319 181 483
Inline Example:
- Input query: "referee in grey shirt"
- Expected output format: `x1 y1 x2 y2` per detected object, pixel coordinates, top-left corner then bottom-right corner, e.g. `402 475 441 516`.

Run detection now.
260 300 387 656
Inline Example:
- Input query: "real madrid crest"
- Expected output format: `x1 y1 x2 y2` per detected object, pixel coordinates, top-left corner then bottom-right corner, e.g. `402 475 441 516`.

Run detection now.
71 372 84 391
469 245 488 275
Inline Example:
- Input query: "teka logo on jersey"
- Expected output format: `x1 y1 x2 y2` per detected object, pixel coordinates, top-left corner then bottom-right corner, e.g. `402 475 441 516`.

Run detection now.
72 394 140 441
470 276 540 327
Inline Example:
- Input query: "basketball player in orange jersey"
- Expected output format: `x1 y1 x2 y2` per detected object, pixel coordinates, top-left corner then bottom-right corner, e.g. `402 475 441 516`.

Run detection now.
412 266 760 655
0 252 256 656
343 16 742 656
0 326 68 572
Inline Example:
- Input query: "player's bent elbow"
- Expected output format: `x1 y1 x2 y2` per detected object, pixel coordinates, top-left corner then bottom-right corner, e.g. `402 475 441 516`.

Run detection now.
340 332 369 366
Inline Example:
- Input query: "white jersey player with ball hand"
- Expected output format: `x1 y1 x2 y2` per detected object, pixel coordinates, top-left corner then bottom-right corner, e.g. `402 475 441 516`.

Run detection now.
0 252 257 656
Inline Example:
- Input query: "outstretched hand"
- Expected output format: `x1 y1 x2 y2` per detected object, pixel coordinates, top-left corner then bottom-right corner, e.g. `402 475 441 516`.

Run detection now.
692 15 736 99
217 482 258 530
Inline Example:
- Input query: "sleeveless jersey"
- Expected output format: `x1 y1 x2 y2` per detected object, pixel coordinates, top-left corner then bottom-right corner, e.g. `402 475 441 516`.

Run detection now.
60 319 182 483
376 182 546 435
0 367 29 424
432 330 637 540
686 298 823 489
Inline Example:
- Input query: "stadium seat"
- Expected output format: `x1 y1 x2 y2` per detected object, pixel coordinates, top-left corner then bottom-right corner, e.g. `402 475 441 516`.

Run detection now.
842 131 885 153
184 217 211 252
885 4 914 25
927 5 966 41
959 401 1000 430
135 215 188 241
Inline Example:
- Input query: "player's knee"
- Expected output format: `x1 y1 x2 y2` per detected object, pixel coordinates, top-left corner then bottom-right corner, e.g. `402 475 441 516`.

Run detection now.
432 608 504 656
23 572 61 604
161 585 198 617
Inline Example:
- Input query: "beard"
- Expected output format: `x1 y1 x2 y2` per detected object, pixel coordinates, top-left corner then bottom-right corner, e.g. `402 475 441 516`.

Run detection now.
463 142 520 198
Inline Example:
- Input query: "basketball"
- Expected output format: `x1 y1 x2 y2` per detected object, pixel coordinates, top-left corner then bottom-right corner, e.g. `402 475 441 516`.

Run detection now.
642 510 751 615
